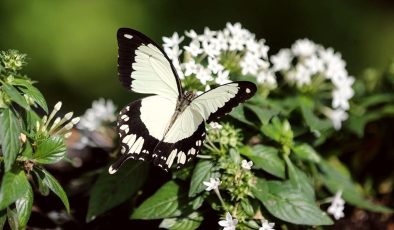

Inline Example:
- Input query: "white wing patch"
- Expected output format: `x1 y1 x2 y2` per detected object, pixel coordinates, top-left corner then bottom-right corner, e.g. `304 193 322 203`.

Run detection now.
131 44 180 97
190 83 239 120
140 95 177 140
163 106 204 143
124 34 133 39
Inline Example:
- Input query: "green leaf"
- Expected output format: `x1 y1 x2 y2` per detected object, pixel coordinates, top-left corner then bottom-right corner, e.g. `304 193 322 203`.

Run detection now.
252 179 333 226
240 145 285 178
34 167 70 213
25 110 41 133
240 198 255 217
159 212 203 230
0 167 30 210
300 104 331 135
284 155 315 201
18 84 48 113
0 209 6 229
31 169 50 196
245 104 279 125
33 136 66 164
2 83 29 110
132 181 192 220
319 161 392 213
292 143 321 163
86 161 149 222
230 105 255 126
7 207 19 230
189 160 219 197
260 117 282 142
15 184 33 228
0 108 22 171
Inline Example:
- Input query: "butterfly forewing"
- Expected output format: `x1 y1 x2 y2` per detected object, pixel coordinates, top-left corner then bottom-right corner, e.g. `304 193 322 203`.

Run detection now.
190 81 257 122
117 28 183 97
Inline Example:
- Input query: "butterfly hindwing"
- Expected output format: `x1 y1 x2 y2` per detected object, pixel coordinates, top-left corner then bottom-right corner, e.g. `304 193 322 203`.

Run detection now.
117 28 183 97
109 99 160 174
190 81 257 123
152 122 206 171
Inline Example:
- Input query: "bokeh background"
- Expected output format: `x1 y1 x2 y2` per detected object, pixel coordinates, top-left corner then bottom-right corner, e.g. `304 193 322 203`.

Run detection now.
0 0 393 114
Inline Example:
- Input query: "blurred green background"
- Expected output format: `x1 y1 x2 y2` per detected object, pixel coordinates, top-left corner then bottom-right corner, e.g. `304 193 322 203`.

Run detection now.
0 0 393 114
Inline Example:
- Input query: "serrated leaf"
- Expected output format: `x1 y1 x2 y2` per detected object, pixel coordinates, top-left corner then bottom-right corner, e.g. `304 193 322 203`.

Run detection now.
18 84 48 113
86 161 149 222
240 145 285 178
189 160 219 197
33 136 66 164
319 161 392 213
15 184 33 228
132 181 192 220
0 167 30 210
252 179 333 226
0 108 22 171
292 143 320 163
2 84 29 110
34 167 70 213
284 155 315 201
159 212 203 230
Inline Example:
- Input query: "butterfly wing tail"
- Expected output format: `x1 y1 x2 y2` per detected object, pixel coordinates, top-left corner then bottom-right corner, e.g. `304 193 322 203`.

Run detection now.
109 153 131 174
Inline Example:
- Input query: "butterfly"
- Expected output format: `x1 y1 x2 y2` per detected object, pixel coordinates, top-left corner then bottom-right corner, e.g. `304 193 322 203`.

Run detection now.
109 28 257 174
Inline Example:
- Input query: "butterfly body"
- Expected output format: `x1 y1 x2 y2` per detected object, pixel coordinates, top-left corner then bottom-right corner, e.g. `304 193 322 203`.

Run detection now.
109 28 257 173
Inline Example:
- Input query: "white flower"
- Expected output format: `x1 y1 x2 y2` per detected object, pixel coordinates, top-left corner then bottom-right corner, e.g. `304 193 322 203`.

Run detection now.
218 212 238 230
271 49 292 72
164 46 182 61
203 178 221 191
257 70 276 86
241 160 253 170
185 29 198 39
304 54 325 75
183 60 199 76
291 38 317 57
196 66 213 84
327 191 345 220
332 88 351 110
259 220 275 230
326 109 348 130
199 27 217 42
162 32 184 48
247 39 269 59
228 35 245 51
202 40 221 57
240 52 265 75
78 98 117 131
215 31 229 51
184 40 203 57
209 122 223 130
291 64 312 87
208 57 224 74
216 70 231 85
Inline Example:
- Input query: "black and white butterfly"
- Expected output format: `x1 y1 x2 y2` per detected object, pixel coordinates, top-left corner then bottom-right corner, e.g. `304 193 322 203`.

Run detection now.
109 28 257 174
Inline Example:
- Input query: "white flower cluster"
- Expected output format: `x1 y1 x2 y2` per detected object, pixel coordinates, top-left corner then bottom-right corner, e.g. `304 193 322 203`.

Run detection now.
271 39 354 129
78 98 117 132
162 23 274 87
